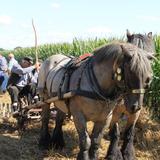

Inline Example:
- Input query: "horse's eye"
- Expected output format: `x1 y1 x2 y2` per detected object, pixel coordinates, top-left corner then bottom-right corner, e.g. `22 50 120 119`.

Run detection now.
145 77 151 84
145 77 151 89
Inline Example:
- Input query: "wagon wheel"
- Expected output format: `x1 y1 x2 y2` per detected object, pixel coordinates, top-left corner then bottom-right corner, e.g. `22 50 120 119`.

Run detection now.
16 94 42 133
15 96 29 133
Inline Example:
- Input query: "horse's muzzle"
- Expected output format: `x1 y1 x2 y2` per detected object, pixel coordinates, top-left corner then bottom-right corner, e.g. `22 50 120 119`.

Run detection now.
131 104 142 113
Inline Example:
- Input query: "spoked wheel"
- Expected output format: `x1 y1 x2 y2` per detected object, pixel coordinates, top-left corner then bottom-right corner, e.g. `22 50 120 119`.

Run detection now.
16 107 28 134
15 95 41 133
15 96 29 134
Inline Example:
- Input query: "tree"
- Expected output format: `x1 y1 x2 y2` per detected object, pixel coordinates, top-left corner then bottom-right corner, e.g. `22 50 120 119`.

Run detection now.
0 48 5 51
14 46 22 50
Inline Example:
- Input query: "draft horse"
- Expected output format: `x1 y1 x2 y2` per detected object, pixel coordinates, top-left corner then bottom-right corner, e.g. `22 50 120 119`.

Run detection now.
38 40 154 159
126 29 155 53
106 30 155 160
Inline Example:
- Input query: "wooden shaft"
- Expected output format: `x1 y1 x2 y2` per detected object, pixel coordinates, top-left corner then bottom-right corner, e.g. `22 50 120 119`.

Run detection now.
32 19 38 63
26 91 74 110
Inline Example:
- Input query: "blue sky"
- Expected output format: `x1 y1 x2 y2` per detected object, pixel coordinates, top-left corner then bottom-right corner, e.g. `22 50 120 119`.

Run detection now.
0 0 160 49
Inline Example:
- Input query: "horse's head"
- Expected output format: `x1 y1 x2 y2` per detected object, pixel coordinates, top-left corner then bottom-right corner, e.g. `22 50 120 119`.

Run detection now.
118 44 153 113
126 29 155 54
93 43 153 113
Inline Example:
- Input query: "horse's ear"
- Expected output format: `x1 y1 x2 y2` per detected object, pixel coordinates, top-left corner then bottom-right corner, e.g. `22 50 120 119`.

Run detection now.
126 29 133 42
126 29 132 38
145 52 157 61
147 32 152 38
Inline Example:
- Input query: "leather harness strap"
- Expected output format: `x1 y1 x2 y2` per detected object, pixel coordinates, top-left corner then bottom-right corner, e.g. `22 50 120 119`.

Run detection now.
52 55 146 102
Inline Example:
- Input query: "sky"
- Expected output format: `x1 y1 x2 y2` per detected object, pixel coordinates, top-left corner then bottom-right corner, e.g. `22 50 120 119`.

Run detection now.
0 0 160 50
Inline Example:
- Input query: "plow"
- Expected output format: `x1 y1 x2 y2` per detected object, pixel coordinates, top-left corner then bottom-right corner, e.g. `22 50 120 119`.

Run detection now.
26 91 74 120
0 91 74 130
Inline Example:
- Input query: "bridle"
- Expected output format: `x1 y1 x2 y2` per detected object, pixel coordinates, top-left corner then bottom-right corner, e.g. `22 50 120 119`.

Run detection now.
114 66 146 97
85 57 146 103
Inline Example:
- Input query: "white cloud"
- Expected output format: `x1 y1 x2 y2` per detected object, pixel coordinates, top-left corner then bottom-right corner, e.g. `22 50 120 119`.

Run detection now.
87 26 112 34
51 2 60 9
82 26 113 39
43 31 74 43
21 23 31 29
138 15 160 22
0 31 36 49
0 15 12 25
48 31 72 37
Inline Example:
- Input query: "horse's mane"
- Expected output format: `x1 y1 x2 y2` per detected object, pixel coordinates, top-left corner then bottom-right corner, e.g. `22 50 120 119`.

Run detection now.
130 34 147 50
124 44 152 77
132 34 146 40
93 43 123 63
93 43 152 77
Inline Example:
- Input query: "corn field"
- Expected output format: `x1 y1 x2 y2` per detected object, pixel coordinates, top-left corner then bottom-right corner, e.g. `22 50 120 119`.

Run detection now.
1 36 160 120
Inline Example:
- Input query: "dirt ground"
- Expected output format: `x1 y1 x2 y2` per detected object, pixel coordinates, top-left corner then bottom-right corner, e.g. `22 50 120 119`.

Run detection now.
0 93 160 160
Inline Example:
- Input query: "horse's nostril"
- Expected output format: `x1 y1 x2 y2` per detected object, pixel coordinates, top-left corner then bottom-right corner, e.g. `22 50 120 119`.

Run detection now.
132 104 141 112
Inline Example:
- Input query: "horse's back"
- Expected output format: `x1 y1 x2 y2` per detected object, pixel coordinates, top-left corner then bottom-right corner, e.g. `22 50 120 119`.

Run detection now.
38 54 70 95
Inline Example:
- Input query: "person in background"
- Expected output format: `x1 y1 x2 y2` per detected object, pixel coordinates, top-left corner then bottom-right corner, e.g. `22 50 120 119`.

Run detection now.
8 53 18 74
27 59 42 103
0 53 9 93
7 56 39 116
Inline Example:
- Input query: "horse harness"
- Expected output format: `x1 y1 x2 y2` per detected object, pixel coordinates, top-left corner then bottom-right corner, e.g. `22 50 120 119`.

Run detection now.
53 55 146 104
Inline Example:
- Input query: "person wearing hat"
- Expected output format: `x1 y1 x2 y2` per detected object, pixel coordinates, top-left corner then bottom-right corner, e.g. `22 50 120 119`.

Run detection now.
27 59 43 103
7 56 39 116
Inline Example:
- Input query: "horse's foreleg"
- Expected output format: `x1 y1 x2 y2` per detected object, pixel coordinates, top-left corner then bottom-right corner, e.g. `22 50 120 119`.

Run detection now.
121 110 141 160
105 103 124 160
73 113 91 160
89 121 106 160
51 109 66 149
39 104 51 150
121 124 135 160
105 123 123 160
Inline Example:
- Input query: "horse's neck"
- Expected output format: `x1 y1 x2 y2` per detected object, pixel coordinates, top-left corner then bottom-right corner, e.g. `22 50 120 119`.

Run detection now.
93 61 116 92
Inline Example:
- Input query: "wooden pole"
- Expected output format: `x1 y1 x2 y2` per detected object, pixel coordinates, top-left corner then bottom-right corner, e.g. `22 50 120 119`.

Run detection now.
26 91 75 110
32 19 38 63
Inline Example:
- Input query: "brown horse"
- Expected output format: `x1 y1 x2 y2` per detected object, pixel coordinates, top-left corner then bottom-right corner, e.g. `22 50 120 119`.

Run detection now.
37 37 154 159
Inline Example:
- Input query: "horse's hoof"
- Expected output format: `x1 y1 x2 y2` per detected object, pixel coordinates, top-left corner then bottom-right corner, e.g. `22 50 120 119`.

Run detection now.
39 134 51 150
39 144 49 150
89 148 98 160
77 151 90 160
12 111 20 118
38 141 50 150
51 137 65 150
